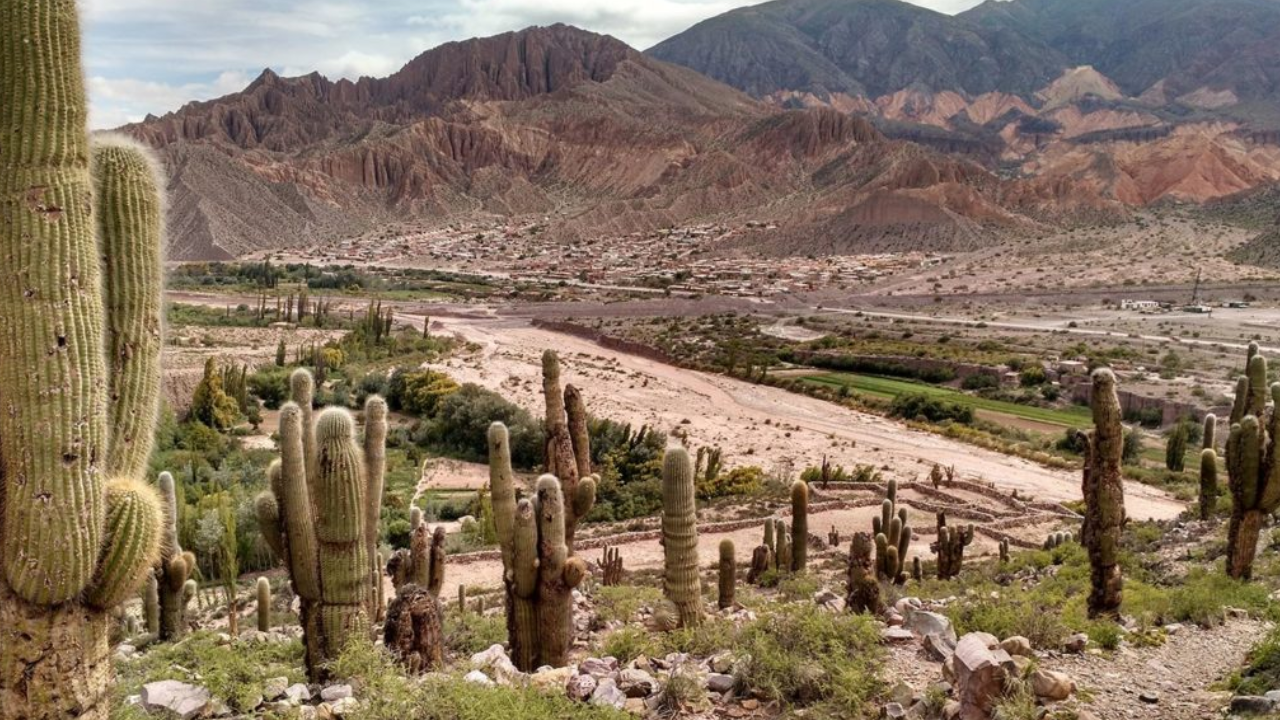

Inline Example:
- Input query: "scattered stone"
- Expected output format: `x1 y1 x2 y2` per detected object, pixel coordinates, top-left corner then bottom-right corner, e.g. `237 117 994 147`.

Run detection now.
579 657 617 677
924 632 956 662
882 627 916 643
568 674 598 701
298 706 318 720
1229 696 1277 715
464 670 495 687
330 697 360 717
140 681 212 720
530 666 574 694
707 674 735 693
618 668 658 698
263 677 289 701
320 685 352 702
284 684 312 704
906 611 956 643
999 636 1033 657
952 632 1013 720
708 653 734 674
1030 669 1075 701
1139 691 1159 704
1064 633 1089 653
590 678 627 709
882 702 907 719
471 644 523 686
623 698 647 715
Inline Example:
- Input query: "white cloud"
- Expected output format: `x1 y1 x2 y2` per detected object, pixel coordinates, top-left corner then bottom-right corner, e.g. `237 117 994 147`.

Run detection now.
81 0 986 128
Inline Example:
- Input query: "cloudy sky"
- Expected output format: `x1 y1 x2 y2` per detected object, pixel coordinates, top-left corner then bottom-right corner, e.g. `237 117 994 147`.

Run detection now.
83 0 985 129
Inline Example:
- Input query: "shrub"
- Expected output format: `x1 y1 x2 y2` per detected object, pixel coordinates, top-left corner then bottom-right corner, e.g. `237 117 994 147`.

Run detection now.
601 626 658 665
889 393 973 424
421 384 543 467
699 465 765 499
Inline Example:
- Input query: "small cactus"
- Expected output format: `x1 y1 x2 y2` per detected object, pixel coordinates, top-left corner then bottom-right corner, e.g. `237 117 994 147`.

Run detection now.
930 512 973 581
257 578 271 632
601 545 624 586
912 556 923 582
157 472 196 641
718 540 735 610
873 480 910 584
828 525 841 548
747 545 771 585
998 538 1010 564
790 480 809 572
846 533 883 615
662 448 703 627
775 520 792 575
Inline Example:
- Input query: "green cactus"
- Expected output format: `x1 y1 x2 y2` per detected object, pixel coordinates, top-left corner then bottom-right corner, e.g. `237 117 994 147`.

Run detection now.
1043 531 1073 550
1078 368 1126 618
747 544 771 585
846 532 883 615
763 518 775 556
489 422 590 671
872 480 910 584
930 512 973 581
718 540 735 610
257 578 271 632
256 372 385 680
912 556 923 582
144 576 160 636
541 351 596 553
998 538 1010 564
156 471 196 641
790 480 808 572
775 520 792 575
0 6 167 715
1224 346 1280 579
662 448 704 627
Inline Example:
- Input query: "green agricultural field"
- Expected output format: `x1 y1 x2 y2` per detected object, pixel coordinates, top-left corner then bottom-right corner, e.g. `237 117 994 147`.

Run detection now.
799 372 1094 430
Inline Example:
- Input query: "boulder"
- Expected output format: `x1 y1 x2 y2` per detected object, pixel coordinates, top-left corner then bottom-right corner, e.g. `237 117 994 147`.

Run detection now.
464 670 495 687
590 678 627 709
924 632 956 662
530 667 574 694
952 633 1014 720
1229 696 1277 715
579 657 617 678
905 611 956 644
999 636 1033 657
140 681 212 720
568 674 598 701
263 677 289 701
618 668 658 698
707 674 735 693
284 684 312 704
471 644 523 686
882 627 916 643
319 685 352 702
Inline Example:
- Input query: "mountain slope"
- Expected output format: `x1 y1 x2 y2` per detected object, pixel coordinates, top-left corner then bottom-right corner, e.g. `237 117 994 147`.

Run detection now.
128 25 1076 260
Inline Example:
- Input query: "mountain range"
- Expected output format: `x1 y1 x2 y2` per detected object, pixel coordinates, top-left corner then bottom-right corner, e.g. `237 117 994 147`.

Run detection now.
123 0 1280 260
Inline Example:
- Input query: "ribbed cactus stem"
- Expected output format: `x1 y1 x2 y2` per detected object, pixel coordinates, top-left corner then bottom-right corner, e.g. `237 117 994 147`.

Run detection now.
661 448 703 627
846 533 882 615
1080 368 1125 617
156 472 194 641
257 578 271 632
145 575 160 636
775 521 792 575
790 481 808 572
718 540 735 610
763 518 775 552
1203 413 1217 451
535 475 586 665
85 479 164 610
1200 449 1219 521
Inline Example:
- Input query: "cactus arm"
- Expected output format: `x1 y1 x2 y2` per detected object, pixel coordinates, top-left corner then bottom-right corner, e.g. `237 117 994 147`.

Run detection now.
488 423 518 578
564 384 592 479
85 479 163 609
1230 377 1250 425
277 403 321 600
257 577 271 632
290 369 316 481
509 498 539 671
94 136 165 480
1203 413 1217 451
427 527 446 597
1248 354 1269 419
362 397 387 562
534 475 575 667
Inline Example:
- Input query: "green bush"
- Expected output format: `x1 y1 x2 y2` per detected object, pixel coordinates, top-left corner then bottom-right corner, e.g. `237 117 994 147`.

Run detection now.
889 393 973 424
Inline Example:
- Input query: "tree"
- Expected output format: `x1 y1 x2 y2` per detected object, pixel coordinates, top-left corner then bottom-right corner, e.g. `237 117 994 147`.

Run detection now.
189 358 240 430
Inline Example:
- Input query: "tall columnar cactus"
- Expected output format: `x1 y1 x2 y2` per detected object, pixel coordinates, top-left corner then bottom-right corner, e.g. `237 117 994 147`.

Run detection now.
1224 346 1280 579
1079 368 1126 618
489 422 589 671
383 525 445 674
790 480 809 572
156 472 196 640
931 513 973 581
541 351 596 553
846 532 883 615
1200 414 1219 521
774 519 792 575
0 5 167 716
718 540 735 610
662 448 704 627
873 480 910 584
256 371 385 680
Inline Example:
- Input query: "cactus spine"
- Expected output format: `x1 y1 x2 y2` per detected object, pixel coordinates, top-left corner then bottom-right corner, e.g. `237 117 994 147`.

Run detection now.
873 480 910 584
662 448 703 627
1224 345 1280 579
541 352 596 553
718 540 735 610
846 532 883 615
0 5 167 716
790 480 808 571
489 422 589 671
1079 369 1126 618
257 578 271 632
256 371 385 680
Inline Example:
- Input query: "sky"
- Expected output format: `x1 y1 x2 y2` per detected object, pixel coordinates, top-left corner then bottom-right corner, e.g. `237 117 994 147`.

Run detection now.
82 0 986 129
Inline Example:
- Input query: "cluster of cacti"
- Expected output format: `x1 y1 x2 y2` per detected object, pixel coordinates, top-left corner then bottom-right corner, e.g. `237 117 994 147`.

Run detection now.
873 479 911 584
255 370 386 680
718 540 736 610
998 538 1010 564
930 512 973 581
695 446 723 486
1200 414 1219 521
384 525 445 674
662 448 704 627
489 422 591 671
0 5 169 715
1079 368 1126 618
846 533 883 615
156 472 197 641
828 526 841 548
1043 531 1074 550
600 545 624 586
542 351 597 551
1165 420 1189 472
1224 344 1280 580
791 480 809 572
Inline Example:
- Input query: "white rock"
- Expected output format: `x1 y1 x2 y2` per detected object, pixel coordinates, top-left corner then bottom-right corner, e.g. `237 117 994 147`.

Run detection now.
590 678 627 709
320 684 352 702
464 670 495 687
140 680 212 720
284 684 312 704
263 677 289 701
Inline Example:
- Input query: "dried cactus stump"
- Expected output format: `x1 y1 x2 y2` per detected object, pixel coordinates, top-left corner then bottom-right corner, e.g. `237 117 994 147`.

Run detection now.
383 584 444 674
